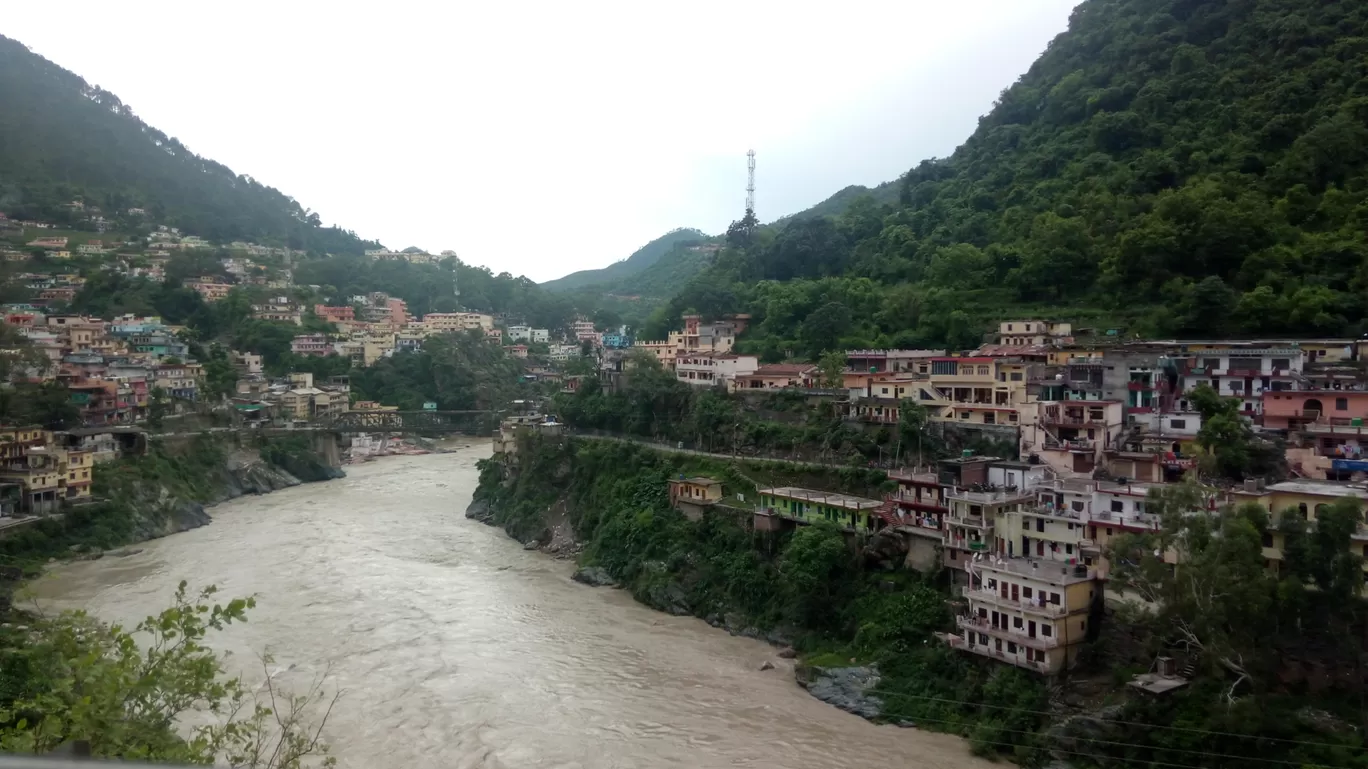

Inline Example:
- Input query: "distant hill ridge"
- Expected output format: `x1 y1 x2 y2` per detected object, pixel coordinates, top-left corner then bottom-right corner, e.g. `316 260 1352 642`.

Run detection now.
0 35 379 255
540 227 710 294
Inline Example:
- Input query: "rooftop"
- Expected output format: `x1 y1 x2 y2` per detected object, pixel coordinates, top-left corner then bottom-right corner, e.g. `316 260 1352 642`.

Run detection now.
674 476 721 486
750 364 816 376
1257 480 1368 500
973 555 1097 585
759 487 882 510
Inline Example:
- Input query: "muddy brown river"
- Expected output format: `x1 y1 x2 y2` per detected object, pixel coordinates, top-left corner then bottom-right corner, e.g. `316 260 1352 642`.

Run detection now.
29 442 985 769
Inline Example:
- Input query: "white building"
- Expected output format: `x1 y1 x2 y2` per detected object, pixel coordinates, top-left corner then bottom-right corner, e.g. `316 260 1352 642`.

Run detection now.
549 343 581 362
506 325 531 342
675 352 758 389
530 328 550 343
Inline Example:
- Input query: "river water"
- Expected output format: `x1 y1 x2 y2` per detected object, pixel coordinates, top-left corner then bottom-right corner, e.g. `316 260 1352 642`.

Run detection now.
29 442 985 769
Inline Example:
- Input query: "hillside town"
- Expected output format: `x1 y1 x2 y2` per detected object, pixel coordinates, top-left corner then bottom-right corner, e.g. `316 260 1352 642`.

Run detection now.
558 318 1368 679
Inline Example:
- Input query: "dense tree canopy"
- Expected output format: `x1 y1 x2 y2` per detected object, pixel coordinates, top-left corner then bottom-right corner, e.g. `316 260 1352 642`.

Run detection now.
643 0 1368 353
0 36 378 254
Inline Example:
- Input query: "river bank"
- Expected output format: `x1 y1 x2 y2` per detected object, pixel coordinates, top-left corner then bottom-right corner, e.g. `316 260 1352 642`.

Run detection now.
29 446 990 769
465 433 1044 757
0 432 344 575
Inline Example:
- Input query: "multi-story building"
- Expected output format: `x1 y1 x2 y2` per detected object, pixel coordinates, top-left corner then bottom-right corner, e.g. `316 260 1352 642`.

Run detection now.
1019 400 1127 478
251 299 302 325
845 349 946 374
549 343 581 362
1230 479 1368 578
506 325 532 342
530 328 550 344
996 320 1073 348
634 338 680 369
947 554 1097 674
291 334 332 357
1169 342 1304 417
0 427 61 514
314 305 355 323
233 351 264 376
186 278 232 302
154 362 201 401
424 312 492 334
675 352 758 389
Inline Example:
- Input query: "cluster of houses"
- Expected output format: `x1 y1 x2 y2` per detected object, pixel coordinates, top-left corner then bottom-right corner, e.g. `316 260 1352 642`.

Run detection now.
0 424 113 521
2 309 205 422
569 317 1368 679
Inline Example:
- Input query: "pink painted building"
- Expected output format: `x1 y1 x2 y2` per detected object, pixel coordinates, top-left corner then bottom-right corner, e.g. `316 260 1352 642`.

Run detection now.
1262 391 1368 430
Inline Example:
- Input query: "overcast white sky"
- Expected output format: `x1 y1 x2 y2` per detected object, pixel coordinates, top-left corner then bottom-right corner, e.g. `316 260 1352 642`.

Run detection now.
5 1 1078 282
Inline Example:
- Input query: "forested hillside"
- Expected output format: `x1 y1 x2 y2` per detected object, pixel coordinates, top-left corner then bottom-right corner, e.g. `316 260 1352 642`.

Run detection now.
647 0 1368 353
541 228 708 294
0 36 378 254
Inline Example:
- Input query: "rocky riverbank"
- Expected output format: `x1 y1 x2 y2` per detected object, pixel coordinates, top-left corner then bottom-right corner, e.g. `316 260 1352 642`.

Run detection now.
0 435 347 573
129 451 345 542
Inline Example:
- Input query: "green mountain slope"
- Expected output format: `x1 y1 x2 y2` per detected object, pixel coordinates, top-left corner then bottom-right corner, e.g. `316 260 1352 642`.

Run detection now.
649 0 1368 352
0 35 379 254
541 227 707 293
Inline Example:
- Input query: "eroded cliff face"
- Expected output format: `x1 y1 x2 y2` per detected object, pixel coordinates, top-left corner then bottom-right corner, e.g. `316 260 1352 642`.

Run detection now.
125 449 345 543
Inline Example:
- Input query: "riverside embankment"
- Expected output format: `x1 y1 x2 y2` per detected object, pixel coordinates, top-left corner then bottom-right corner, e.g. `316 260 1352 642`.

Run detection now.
0 432 343 571
30 442 989 769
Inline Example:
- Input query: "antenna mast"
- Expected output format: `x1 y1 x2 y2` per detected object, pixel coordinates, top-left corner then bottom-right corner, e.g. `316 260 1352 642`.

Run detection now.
745 149 756 216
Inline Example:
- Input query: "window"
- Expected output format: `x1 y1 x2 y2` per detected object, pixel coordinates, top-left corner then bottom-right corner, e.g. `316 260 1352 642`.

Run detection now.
1071 500 1085 512
1261 532 1273 548
1170 419 1186 430
932 360 957 375
1065 544 1074 555
1050 592 1061 604
1036 519 1045 532
1022 587 1032 599
1007 642 1018 654
1041 624 1053 637
1110 499 1124 513
1106 527 1114 536
1013 617 1023 629
977 365 990 376
1010 372 1023 381
1336 397 1349 411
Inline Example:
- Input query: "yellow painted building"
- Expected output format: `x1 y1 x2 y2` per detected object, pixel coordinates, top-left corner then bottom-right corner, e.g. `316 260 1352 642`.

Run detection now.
948 556 1098 675
1229 480 1368 576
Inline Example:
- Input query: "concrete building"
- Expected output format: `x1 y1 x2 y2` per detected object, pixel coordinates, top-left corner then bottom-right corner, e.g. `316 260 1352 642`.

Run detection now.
754 487 887 533
675 352 758 389
947 554 1098 675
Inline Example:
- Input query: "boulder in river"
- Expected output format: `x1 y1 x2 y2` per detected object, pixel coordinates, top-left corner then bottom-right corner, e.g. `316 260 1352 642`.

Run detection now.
759 661 775 671
464 498 495 524
571 566 618 587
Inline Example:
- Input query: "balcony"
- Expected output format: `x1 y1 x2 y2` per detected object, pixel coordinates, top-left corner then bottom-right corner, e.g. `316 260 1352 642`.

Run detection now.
964 588 1070 618
1042 438 1095 452
1087 509 1161 531
1023 504 1084 521
946 535 990 551
892 490 946 511
942 633 1052 672
956 616 1060 649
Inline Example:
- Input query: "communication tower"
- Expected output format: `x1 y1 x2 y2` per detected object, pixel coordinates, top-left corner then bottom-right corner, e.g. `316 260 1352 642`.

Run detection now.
745 149 756 216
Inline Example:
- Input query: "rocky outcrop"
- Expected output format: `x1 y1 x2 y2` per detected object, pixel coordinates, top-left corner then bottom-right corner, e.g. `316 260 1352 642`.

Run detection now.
464 498 495 524
125 454 341 543
571 566 617 587
861 528 910 571
796 665 883 720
